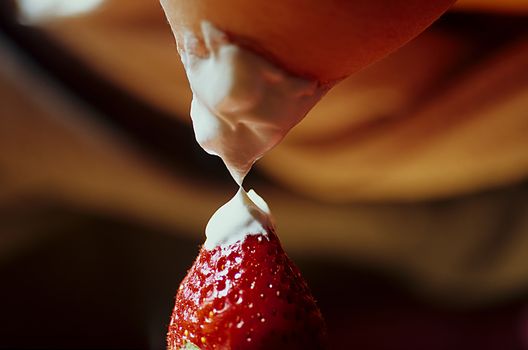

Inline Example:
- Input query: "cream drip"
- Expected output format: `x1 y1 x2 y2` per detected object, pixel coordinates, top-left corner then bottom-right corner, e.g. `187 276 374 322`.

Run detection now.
175 21 324 248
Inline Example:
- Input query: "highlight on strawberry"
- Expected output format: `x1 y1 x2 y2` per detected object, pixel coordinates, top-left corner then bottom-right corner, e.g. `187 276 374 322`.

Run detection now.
167 228 326 350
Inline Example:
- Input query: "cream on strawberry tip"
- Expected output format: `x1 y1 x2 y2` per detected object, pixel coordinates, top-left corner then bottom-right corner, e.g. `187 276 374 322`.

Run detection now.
204 187 274 250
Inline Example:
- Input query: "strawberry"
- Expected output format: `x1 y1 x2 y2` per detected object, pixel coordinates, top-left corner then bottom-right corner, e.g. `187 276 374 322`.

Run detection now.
167 229 326 350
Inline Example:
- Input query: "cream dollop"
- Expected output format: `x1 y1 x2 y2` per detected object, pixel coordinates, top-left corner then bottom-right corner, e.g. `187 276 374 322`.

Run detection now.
204 188 274 250
179 21 326 184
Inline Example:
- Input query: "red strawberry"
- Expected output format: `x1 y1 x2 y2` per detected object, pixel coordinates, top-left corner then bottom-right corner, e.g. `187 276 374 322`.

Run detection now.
167 229 326 350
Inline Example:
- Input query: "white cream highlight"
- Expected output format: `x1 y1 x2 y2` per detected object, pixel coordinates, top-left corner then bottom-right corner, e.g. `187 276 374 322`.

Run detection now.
179 21 326 184
172 21 325 248
16 0 104 23
205 188 274 249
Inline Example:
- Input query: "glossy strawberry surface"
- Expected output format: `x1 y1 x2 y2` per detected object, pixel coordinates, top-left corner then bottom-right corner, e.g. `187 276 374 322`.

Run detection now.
167 230 325 350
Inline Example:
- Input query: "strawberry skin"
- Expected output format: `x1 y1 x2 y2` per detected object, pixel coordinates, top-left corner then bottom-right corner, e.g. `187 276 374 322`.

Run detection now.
167 229 326 350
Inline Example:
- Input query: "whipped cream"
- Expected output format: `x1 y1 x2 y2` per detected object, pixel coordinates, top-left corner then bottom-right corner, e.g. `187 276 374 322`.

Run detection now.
178 21 326 184
204 188 274 249
170 21 326 248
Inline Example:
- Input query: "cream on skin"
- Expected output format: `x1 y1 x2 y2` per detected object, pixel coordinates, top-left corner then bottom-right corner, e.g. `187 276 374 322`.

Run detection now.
175 21 324 249
204 188 274 249
179 21 326 184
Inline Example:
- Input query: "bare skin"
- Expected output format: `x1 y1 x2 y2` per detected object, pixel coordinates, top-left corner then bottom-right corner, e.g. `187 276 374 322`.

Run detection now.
160 0 455 84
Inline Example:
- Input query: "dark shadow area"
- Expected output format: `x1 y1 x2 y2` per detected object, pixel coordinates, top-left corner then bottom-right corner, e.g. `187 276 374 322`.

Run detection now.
1 203 526 349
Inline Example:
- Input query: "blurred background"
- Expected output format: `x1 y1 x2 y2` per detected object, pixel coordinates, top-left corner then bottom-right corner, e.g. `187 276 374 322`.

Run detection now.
1 0 528 349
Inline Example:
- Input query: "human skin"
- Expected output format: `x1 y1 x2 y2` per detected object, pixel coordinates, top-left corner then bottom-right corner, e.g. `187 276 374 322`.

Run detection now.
160 0 455 84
